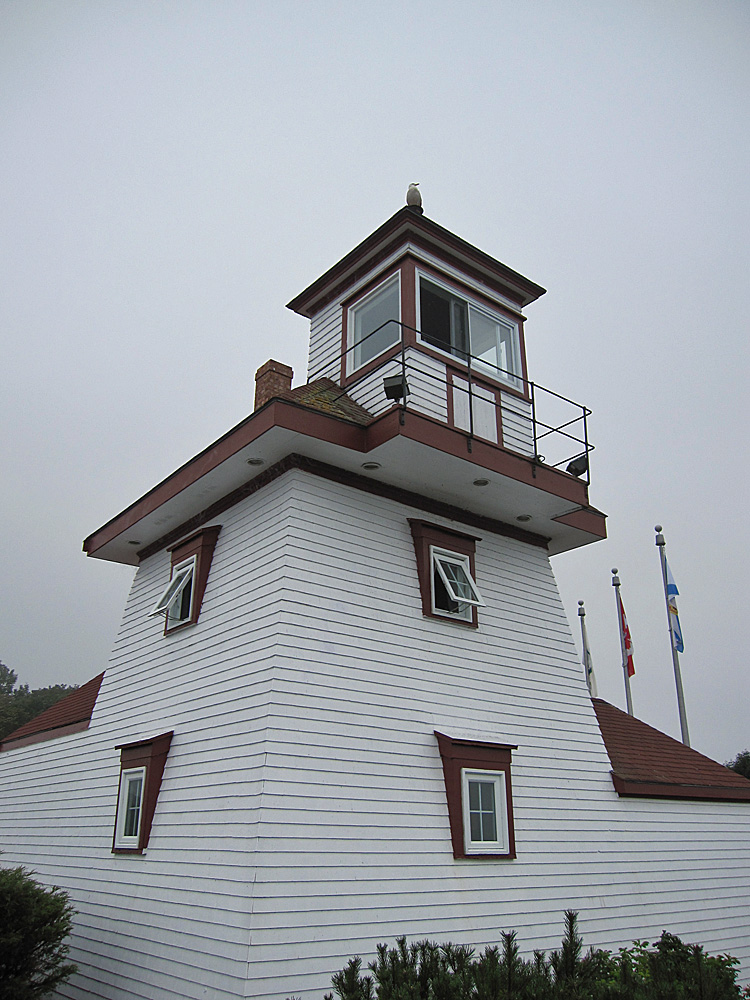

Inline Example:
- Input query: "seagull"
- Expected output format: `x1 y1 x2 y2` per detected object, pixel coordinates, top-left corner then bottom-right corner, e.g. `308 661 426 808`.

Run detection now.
406 182 422 210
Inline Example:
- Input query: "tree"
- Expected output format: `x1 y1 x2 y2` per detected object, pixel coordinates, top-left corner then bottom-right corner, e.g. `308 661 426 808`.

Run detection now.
725 749 750 780
0 866 77 998
0 661 78 742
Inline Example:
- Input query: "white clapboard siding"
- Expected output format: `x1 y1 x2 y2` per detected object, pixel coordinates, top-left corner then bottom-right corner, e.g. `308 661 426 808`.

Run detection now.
1 467 748 1000
346 348 448 421
307 299 342 381
244 471 750 1000
452 375 498 442
500 389 535 455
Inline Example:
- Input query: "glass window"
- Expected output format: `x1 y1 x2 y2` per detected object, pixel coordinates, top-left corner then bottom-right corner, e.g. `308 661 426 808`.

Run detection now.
150 557 195 629
431 547 484 621
349 275 401 371
419 276 521 386
115 767 146 848
461 769 508 854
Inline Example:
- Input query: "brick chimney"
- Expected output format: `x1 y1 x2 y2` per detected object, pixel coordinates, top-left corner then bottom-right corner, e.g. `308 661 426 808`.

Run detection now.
254 360 293 410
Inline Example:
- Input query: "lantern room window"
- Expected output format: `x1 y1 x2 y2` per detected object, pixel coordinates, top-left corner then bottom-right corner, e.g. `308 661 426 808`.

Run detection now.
347 273 401 372
418 274 522 388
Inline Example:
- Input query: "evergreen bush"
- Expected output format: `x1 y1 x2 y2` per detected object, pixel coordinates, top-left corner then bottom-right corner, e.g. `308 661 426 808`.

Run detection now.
0 866 77 999
323 911 744 1000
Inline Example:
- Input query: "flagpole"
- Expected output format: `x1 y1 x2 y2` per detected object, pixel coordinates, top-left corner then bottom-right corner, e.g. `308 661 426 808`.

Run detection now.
611 568 633 715
578 600 597 697
655 525 690 746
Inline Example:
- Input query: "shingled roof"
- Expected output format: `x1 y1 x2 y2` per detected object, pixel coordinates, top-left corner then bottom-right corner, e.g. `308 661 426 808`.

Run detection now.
593 697 750 802
1 672 104 751
289 378 373 425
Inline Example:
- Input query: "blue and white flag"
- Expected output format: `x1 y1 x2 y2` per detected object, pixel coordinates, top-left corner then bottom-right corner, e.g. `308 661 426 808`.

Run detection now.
665 559 684 653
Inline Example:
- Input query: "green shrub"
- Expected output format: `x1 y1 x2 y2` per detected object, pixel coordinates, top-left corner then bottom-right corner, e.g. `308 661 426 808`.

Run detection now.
0 866 77 999
324 911 743 1000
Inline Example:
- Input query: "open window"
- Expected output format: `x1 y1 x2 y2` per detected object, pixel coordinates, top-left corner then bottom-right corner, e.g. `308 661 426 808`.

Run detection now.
409 520 483 626
347 272 401 372
150 525 221 634
113 731 173 854
418 272 522 388
435 731 516 860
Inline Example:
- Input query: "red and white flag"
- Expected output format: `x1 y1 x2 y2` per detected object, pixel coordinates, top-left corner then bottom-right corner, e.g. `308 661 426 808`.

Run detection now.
618 593 635 677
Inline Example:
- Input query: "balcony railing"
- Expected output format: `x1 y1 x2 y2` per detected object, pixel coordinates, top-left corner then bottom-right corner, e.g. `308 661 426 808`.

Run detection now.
329 320 594 485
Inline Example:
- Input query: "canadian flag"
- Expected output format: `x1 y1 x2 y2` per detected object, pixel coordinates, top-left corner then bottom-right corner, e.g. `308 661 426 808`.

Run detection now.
618 592 635 677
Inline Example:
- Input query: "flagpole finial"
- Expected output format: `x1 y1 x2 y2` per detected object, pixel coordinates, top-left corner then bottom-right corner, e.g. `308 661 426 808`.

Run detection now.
655 525 665 546
654 524 662 532
578 600 585 616
611 568 618 574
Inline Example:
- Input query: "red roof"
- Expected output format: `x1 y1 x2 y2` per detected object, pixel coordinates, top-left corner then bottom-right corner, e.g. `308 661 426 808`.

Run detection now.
593 698 750 802
1 672 104 751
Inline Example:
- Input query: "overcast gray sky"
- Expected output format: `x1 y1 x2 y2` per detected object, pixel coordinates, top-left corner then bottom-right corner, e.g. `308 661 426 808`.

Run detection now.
2 0 748 763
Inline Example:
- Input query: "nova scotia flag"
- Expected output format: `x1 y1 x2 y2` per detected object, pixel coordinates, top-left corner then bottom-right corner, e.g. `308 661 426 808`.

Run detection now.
666 559 684 653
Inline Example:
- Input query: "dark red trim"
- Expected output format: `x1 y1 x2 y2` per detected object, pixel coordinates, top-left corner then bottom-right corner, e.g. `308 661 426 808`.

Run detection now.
409 519 480 627
1 720 91 750
435 731 517 860
112 731 173 854
287 208 545 318
610 774 750 802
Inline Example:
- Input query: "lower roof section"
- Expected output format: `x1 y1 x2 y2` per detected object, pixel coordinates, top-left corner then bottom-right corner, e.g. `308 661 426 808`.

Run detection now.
0 673 104 752
84 396 606 565
593 698 750 802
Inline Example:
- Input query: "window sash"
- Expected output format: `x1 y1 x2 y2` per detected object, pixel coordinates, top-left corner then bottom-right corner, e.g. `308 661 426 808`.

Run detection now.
431 548 484 608
150 558 196 620
461 768 508 853
115 767 146 847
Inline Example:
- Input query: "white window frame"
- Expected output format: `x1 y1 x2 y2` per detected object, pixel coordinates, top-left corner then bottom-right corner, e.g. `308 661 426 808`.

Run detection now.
114 766 146 849
416 269 522 388
430 546 484 621
347 273 401 374
150 556 196 628
461 768 509 855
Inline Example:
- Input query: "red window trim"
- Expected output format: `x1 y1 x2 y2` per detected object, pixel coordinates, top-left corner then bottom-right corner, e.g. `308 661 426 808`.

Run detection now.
112 731 173 854
408 519 481 627
435 731 517 860
162 524 221 635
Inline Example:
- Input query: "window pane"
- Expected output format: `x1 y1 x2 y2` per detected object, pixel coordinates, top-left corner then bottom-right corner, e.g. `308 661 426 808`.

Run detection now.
439 560 475 601
123 774 143 838
470 306 517 382
168 579 193 624
470 308 500 371
468 778 497 844
353 281 400 367
420 279 468 359
433 565 460 614
468 781 480 810
470 811 482 841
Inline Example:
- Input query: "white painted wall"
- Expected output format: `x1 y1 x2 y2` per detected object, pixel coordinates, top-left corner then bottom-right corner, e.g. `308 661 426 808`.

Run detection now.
1 468 748 1000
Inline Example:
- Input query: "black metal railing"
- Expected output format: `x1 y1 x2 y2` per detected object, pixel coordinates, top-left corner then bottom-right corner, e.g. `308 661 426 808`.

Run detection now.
327 319 593 483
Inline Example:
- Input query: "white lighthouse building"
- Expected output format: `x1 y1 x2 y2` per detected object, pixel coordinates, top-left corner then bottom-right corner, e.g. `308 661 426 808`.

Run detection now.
2 197 748 1000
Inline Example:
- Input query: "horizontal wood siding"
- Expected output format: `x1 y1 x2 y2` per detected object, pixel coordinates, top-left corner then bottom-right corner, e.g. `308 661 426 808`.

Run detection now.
0 476 300 1000
346 348 447 421
500 389 534 455
2 468 748 1000
244 472 750 1000
307 299 342 381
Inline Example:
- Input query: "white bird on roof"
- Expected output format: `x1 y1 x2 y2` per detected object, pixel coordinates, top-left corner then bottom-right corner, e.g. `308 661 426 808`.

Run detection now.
406 182 422 209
